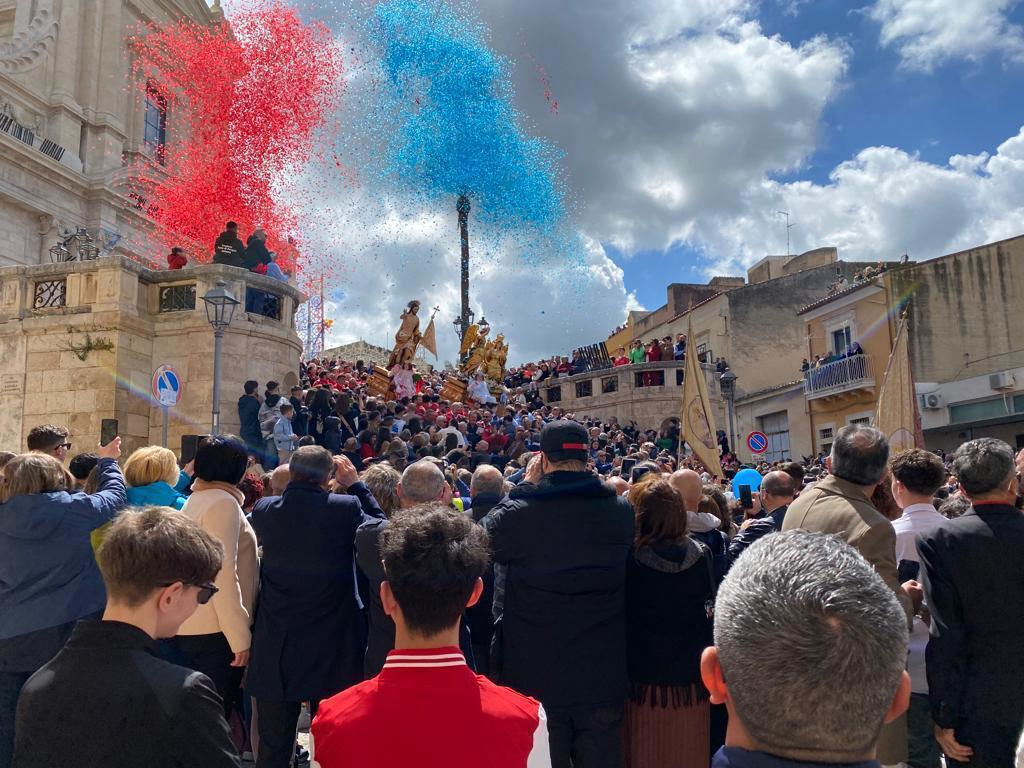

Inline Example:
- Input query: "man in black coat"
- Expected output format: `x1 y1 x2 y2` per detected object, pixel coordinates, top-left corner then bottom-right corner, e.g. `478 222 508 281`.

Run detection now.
213 221 245 268
355 459 452 677
465 464 505 674
238 380 263 457
917 438 1024 768
481 420 634 768
13 508 239 768
248 447 383 768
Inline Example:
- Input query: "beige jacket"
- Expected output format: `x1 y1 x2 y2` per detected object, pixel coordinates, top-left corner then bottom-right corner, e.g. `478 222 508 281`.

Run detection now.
177 480 259 653
782 474 913 623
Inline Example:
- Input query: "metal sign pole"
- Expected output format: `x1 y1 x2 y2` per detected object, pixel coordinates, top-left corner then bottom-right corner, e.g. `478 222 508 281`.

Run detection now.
162 406 169 448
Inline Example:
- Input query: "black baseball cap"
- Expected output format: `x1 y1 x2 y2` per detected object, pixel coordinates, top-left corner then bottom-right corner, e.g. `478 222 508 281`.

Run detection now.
540 420 589 462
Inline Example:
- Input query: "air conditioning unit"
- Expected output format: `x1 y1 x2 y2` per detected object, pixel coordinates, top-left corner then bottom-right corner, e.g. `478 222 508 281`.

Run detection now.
989 371 1016 390
919 393 944 410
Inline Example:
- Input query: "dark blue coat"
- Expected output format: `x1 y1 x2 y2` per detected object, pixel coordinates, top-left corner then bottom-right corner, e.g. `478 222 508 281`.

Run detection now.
237 395 262 452
0 458 126 641
247 481 383 702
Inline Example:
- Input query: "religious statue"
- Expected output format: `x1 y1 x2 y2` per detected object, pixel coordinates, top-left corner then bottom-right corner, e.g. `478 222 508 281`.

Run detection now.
386 300 422 369
459 323 480 363
484 336 506 382
461 324 490 374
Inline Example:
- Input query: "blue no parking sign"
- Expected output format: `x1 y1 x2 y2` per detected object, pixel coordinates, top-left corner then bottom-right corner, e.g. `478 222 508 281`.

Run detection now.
152 365 182 408
746 431 769 455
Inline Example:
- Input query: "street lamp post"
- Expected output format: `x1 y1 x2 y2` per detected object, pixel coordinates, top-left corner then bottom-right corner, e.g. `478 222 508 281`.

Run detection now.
202 280 239 435
720 368 738 456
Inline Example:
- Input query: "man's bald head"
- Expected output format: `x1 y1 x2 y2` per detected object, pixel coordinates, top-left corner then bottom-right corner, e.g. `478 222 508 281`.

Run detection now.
399 460 447 506
670 469 703 511
608 476 629 496
760 470 796 508
470 464 503 499
270 464 290 495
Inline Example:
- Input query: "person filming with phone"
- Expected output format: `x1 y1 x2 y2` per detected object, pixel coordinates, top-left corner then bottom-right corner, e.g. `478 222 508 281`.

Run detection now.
727 471 796 567
0 434 126 767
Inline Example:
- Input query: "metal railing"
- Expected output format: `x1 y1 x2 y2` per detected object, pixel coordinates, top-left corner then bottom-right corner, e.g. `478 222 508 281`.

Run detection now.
803 354 872 396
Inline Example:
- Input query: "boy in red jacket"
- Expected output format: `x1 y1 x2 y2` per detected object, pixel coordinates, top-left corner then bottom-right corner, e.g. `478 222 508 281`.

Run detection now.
311 504 550 768
166 247 187 270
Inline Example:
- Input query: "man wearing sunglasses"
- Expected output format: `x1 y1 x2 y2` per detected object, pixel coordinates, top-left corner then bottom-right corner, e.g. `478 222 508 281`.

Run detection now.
12 507 242 768
25 424 71 463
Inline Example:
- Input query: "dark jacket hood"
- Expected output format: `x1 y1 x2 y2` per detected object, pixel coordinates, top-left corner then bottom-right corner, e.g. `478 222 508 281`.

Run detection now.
509 471 615 501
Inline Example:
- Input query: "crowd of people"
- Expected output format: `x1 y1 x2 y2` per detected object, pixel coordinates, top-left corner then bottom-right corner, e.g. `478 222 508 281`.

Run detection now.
0 367 1023 768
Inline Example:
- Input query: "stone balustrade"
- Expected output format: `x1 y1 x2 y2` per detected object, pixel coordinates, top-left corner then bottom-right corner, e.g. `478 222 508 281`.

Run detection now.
522 360 726 431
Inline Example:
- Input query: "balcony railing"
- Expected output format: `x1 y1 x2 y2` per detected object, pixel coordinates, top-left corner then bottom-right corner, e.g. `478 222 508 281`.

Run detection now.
804 354 874 398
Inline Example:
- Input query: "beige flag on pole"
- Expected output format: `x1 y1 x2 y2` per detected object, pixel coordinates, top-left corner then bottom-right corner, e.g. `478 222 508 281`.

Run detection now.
874 314 923 453
419 317 438 359
681 314 723 478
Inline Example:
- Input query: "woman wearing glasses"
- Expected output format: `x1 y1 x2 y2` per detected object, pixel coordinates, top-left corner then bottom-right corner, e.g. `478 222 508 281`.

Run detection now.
170 434 259 727
0 437 125 768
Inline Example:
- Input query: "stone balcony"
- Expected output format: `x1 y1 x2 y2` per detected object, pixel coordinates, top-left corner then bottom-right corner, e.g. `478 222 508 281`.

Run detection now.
803 354 874 400
0 256 305 456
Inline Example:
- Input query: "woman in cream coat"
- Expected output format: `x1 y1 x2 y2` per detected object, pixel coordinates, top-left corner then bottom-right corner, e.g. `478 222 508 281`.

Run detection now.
171 435 259 721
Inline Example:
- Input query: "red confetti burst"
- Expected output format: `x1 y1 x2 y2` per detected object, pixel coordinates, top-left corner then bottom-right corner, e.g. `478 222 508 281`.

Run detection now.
127 3 343 269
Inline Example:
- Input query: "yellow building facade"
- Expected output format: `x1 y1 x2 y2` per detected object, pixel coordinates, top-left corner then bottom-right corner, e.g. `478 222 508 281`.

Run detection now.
799 277 897 455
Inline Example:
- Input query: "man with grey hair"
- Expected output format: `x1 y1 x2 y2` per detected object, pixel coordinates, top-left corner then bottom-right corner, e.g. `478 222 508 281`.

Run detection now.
917 438 1024 768
783 425 916 623
782 424 917 765
356 459 457 676
702 530 910 768
246 447 382 767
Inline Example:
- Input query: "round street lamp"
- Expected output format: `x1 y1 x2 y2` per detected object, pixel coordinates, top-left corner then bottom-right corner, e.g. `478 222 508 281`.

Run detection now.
202 280 239 434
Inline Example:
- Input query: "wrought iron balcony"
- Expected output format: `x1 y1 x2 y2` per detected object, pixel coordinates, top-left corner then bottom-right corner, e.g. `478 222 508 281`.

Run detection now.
803 354 874 399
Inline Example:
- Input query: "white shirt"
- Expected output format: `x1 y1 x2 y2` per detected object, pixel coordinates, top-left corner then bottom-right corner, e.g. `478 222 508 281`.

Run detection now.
437 426 467 449
891 503 948 564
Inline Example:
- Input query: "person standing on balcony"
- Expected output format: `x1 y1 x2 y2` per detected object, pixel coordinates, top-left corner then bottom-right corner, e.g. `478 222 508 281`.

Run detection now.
213 221 245 268
243 228 272 272
628 340 646 365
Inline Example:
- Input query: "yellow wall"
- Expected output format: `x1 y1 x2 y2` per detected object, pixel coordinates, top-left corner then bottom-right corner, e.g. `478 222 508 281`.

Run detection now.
804 281 895 453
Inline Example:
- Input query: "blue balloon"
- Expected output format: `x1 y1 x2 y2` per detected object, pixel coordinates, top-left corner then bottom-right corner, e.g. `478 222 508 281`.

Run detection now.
732 468 763 497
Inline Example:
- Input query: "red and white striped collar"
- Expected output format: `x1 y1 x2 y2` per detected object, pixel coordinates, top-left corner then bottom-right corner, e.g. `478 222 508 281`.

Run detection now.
382 647 467 671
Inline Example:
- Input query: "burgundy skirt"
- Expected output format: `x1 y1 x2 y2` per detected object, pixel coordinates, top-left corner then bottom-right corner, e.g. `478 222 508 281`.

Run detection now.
624 684 710 768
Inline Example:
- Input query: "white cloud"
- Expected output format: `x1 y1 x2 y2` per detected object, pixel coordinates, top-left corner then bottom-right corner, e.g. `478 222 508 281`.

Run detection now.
689 127 1024 275
869 0 1024 70
298 0 851 363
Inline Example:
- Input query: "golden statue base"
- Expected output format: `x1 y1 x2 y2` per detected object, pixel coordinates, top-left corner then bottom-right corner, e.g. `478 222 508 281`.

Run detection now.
365 365 393 399
440 377 468 404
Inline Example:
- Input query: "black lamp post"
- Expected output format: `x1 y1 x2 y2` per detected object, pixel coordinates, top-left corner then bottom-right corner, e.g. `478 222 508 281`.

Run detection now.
457 193 471 340
202 280 239 435
720 368 738 455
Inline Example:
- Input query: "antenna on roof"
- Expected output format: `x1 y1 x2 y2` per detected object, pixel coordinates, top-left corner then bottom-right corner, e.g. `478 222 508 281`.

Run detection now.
777 211 795 257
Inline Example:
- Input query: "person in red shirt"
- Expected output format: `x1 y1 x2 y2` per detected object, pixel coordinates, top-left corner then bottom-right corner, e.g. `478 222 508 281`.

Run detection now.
166 246 187 270
612 346 629 367
312 504 550 768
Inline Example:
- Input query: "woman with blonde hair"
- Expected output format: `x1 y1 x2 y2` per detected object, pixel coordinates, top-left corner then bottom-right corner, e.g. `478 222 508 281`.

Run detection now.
123 445 191 510
624 477 715 768
0 438 125 768
358 463 401 517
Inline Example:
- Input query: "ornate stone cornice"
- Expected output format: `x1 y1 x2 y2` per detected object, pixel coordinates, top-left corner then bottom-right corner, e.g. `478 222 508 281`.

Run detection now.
0 0 58 75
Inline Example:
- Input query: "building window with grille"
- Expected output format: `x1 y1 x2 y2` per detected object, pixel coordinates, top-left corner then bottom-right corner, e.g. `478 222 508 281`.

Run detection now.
575 379 593 398
144 83 167 164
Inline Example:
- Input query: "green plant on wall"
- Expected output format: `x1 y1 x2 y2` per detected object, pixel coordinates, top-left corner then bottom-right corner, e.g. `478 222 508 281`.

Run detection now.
63 326 115 361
